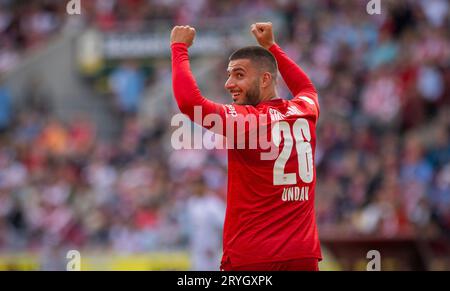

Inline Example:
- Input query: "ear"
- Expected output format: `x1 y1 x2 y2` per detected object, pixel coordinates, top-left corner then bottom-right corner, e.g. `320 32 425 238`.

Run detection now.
261 72 273 88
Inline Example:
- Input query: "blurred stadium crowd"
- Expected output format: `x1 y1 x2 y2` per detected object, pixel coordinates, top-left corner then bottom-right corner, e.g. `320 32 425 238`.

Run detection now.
0 0 449 269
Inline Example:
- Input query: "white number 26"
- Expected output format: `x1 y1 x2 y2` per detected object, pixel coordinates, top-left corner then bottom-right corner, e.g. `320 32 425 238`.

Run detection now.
271 119 313 185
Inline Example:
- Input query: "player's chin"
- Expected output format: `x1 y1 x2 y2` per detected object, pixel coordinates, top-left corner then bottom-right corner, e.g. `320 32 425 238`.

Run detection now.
232 97 246 105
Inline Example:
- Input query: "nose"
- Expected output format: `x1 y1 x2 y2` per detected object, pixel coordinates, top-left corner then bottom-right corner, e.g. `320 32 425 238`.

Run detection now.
225 77 235 90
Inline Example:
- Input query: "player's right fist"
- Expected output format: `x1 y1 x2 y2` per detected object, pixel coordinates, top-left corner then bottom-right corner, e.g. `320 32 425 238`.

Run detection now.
170 25 196 48
250 22 275 49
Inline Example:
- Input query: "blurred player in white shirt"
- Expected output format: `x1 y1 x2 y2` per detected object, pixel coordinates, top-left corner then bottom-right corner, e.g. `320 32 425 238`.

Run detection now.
186 181 226 271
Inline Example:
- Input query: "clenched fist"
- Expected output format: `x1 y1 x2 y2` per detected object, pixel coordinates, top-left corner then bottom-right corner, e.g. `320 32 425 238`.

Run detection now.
170 25 196 48
250 22 275 50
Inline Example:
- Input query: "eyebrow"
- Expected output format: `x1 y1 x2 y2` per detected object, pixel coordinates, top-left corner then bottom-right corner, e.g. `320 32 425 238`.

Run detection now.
227 67 246 74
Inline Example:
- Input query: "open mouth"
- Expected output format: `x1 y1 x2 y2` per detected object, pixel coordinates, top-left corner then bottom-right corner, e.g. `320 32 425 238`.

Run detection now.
231 91 242 101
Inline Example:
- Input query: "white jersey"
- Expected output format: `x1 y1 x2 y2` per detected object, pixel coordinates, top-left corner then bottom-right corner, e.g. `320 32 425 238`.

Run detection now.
186 193 226 271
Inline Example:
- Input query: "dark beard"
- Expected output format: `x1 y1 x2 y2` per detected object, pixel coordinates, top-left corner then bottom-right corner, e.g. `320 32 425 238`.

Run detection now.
245 79 260 106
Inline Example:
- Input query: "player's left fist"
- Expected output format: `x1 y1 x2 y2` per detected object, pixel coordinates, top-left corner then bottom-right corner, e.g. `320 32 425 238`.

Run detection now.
251 22 274 50
170 25 196 48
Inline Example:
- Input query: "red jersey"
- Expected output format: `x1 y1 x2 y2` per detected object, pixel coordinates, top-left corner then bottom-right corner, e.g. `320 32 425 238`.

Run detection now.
172 42 322 267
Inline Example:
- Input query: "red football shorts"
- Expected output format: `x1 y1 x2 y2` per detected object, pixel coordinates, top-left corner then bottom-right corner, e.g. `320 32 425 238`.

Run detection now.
221 258 319 271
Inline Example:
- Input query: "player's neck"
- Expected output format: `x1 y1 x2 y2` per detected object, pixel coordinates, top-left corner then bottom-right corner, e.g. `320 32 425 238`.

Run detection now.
260 89 279 103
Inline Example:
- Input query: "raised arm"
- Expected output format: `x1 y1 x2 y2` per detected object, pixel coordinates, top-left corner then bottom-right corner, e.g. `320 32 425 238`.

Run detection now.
171 26 224 122
251 22 319 113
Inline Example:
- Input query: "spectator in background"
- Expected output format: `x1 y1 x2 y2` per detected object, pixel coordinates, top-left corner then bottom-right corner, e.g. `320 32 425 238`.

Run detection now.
431 164 450 236
68 114 96 156
38 118 69 156
0 38 20 74
109 60 146 117
0 82 11 131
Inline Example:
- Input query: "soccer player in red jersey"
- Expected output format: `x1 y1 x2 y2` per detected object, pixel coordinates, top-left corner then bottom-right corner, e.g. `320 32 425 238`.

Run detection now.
171 22 321 271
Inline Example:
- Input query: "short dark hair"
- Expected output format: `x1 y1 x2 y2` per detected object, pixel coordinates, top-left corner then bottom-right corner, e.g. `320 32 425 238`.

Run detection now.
229 46 278 79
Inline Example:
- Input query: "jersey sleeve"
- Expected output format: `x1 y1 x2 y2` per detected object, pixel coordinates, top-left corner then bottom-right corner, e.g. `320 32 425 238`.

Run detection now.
268 43 320 120
171 42 225 121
